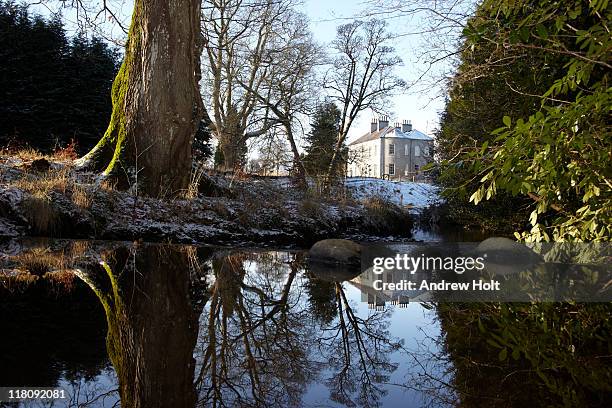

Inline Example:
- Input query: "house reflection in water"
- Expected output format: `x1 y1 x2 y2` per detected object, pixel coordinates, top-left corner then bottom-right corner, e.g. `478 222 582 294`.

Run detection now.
350 267 426 310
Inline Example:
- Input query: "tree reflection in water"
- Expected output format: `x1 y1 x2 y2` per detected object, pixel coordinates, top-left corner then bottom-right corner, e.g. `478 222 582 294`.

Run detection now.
76 244 211 408
75 245 405 408
195 251 402 408
8 241 610 407
195 251 315 407
321 281 401 407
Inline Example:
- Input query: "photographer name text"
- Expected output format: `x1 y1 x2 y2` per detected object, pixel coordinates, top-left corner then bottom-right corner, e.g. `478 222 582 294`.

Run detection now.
373 279 501 291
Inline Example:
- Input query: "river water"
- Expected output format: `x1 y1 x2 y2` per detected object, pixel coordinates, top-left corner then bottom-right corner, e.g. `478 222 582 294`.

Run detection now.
0 227 609 408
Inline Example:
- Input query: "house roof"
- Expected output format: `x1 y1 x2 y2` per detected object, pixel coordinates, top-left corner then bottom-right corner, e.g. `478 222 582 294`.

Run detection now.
348 126 433 146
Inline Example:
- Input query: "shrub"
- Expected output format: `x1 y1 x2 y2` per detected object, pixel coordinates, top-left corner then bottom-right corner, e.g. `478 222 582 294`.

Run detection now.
299 198 322 218
363 196 412 235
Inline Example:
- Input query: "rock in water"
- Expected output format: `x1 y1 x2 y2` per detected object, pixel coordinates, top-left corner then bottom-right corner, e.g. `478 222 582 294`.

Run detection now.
475 237 542 265
307 239 364 282
308 239 363 266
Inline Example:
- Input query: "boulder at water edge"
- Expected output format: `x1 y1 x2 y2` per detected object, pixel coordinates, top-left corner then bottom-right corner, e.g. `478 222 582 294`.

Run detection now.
308 239 362 266
307 239 363 281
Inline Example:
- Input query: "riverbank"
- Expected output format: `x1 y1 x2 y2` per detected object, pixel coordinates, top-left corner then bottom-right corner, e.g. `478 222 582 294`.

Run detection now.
0 153 421 247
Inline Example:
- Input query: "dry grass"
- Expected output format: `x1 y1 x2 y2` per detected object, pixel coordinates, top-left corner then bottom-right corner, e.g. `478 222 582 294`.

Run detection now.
362 196 411 234
0 272 38 293
0 269 79 296
6 154 91 231
100 178 118 192
45 270 77 295
71 184 92 209
11 166 70 199
52 140 79 161
69 240 91 258
14 147 45 161
7 147 82 200
11 143 77 162
6 247 78 295
12 248 64 276
363 196 398 222
363 196 389 211
185 162 206 199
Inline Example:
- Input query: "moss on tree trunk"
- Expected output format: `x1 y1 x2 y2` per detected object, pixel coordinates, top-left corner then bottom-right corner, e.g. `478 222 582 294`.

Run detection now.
76 246 201 408
77 0 204 198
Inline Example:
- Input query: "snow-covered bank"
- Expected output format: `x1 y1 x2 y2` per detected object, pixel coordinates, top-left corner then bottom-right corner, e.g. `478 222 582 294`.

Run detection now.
346 177 441 211
0 157 414 247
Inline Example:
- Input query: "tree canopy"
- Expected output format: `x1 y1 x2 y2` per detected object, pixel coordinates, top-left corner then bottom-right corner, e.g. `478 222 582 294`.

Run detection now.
438 0 611 241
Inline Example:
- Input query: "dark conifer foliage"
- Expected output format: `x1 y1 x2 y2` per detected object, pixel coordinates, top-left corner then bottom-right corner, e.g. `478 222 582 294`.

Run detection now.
193 119 214 162
303 102 345 177
0 1 119 153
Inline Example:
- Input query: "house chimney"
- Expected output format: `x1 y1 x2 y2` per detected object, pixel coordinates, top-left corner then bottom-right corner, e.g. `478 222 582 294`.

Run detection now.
402 120 412 132
378 116 389 130
371 119 378 133
394 122 401 130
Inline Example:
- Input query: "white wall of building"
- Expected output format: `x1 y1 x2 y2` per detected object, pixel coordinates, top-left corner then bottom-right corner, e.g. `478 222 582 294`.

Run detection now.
348 138 383 178
349 135 432 180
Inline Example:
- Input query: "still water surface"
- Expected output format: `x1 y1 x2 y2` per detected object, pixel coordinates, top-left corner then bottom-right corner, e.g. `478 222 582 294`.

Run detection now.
0 228 609 407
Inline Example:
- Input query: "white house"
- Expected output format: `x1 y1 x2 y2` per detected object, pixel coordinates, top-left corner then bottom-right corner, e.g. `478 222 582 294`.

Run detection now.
347 117 433 181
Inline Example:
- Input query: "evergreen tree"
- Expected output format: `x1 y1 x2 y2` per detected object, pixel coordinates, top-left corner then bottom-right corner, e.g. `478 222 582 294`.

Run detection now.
64 33 119 152
213 142 226 169
303 102 344 177
0 1 119 153
192 119 213 162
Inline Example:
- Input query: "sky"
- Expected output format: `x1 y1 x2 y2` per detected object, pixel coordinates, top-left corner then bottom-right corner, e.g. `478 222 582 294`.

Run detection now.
299 0 449 142
29 0 462 144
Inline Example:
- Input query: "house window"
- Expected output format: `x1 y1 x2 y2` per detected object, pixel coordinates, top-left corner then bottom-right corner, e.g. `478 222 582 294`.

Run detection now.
404 144 409 156
388 144 395 155
415 145 421 156
388 164 395 175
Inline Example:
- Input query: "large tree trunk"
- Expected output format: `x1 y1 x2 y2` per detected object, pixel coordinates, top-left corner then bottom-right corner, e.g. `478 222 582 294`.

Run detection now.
217 136 247 171
77 0 204 197
285 125 307 189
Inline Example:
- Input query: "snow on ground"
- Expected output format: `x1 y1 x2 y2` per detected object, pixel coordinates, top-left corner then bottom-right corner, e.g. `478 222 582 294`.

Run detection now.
346 177 441 210
262 176 442 210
